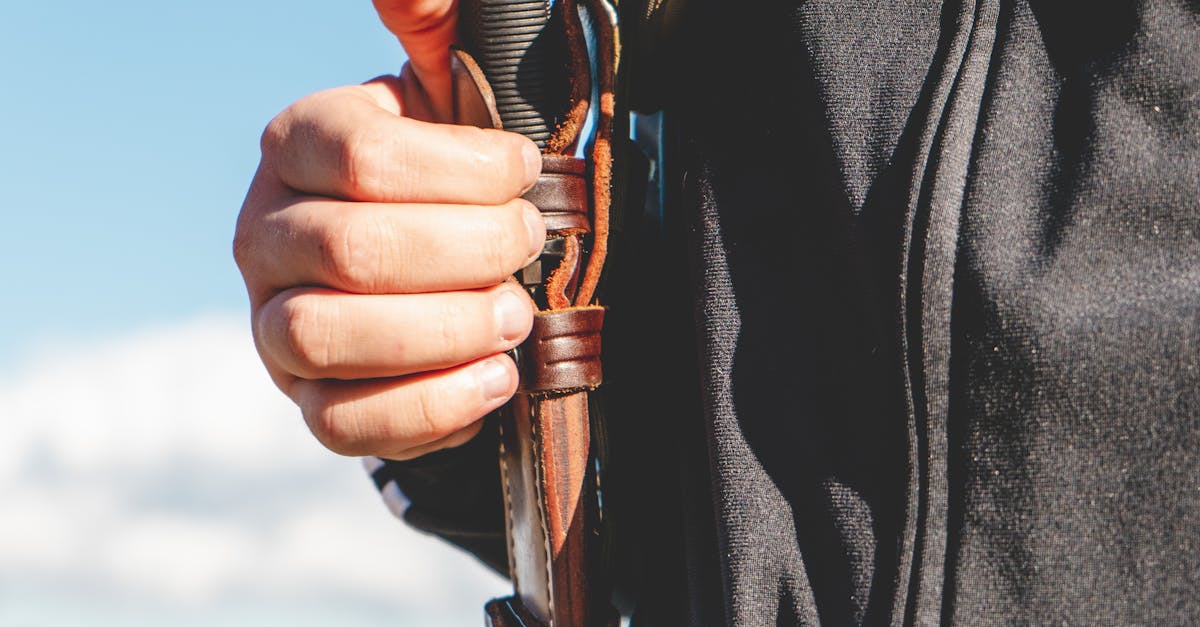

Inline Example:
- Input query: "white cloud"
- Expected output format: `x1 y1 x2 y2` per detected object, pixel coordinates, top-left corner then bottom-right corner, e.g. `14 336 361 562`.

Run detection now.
101 515 258 605
0 313 507 625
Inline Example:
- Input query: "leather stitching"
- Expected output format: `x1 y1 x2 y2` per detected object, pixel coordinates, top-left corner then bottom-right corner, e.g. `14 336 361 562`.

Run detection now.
496 416 520 593
528 403 557 626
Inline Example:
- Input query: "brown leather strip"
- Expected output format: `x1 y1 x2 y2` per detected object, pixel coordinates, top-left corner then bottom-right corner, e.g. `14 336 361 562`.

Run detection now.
500 391 594 627
522 156 590 234
533 392 591 627
545 0 591 155
451 48 503 129
542 154 586 175
572 0 618 307
518 307 605 393
545 235 581 310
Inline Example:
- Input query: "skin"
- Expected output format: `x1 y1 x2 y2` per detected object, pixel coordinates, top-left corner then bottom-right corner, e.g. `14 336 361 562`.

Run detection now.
233 0 544 460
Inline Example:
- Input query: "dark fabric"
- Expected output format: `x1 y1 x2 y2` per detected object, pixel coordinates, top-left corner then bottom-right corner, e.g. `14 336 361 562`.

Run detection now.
373 416 510 577
377 0 1200 624
944 1 1200 623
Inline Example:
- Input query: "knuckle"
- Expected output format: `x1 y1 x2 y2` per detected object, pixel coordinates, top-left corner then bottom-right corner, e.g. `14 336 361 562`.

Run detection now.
262 86 356 162
307 402 365 457
231 221 254 272
280 294 335 376
406 382 452 441
320 214 386 292
338 125 388 198
232 191 271 274
260 109 291 158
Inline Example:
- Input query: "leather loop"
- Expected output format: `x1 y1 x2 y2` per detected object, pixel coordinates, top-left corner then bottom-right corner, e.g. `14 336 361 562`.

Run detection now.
518 307 604 393
522 156 590 234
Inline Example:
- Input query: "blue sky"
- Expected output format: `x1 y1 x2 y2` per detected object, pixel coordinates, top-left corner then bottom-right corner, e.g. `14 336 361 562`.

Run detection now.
0 3 509 625
0 0 401 364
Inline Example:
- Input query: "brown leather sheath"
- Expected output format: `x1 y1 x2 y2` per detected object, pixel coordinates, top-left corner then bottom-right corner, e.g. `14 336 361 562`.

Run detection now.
488 190 616 627
451 1 621 624
488 155 616 627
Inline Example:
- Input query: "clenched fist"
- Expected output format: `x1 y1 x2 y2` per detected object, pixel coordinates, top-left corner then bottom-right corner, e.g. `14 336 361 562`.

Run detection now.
233 0 545 460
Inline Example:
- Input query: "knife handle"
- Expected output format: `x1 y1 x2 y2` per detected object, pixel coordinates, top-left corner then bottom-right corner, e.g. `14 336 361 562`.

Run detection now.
459 0 569 147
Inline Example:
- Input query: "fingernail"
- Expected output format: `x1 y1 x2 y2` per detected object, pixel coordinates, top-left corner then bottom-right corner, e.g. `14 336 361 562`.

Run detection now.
494 289 530 342
522 203 545 262
476 357 514 402
521 140 542 189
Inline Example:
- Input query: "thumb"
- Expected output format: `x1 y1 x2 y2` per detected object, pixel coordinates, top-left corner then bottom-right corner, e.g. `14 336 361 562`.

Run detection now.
373 0 459 123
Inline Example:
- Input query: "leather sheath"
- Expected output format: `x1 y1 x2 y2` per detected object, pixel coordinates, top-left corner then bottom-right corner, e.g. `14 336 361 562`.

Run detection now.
490 160 612 627
451 1 621 624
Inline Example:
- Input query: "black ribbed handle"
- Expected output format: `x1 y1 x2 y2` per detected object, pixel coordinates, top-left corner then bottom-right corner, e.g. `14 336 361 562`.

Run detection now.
461 0 565 147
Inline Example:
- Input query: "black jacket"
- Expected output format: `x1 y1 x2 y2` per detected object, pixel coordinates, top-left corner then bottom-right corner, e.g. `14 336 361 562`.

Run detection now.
372 1 1200 624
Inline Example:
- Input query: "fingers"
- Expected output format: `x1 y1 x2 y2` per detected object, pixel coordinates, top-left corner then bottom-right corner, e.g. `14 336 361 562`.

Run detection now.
361 421 487 463
291 354 517 458
236 55 545 462
236 196 544 301
255 283 534 380
372 0 458 122
260 82 540 204
387 421 486 462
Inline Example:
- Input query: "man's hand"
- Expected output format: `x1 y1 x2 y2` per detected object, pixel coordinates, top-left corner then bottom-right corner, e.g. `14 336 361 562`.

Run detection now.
233 3 545 460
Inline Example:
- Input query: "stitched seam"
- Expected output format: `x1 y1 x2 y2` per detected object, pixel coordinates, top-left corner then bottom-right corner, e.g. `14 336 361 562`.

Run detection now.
497 416 520 593
529 406 556 626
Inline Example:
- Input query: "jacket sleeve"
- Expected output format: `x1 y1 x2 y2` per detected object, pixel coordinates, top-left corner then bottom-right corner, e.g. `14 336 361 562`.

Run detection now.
363 416 509 576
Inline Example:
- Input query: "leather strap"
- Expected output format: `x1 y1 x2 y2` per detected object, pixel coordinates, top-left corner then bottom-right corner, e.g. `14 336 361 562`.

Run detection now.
522 156 591 234
518 307 605 393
